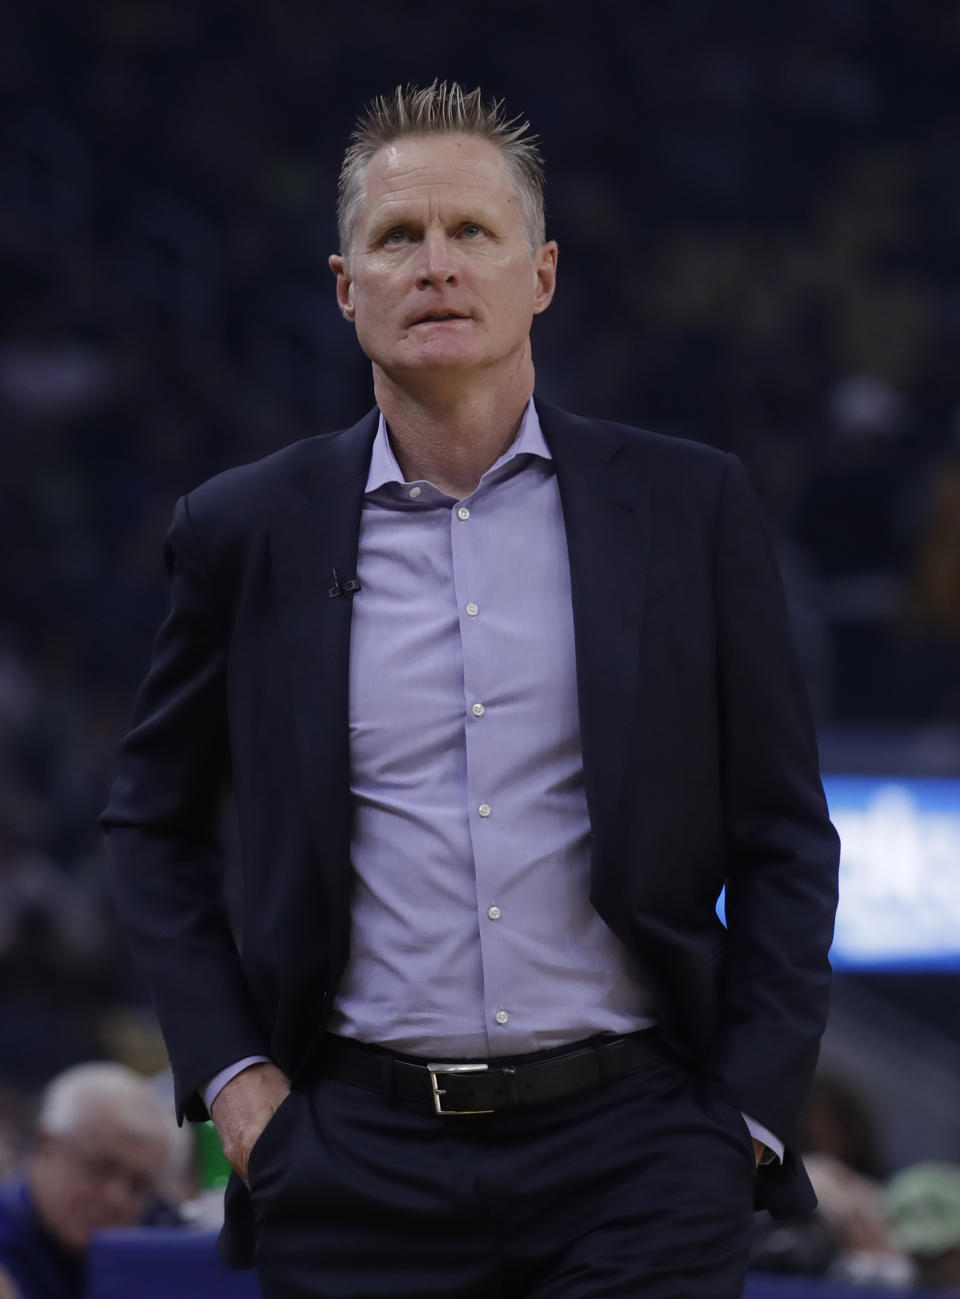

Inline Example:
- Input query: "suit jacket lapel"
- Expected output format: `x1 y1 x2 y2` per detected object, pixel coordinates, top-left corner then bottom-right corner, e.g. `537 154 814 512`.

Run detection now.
269 410 378 883
536 399 652 841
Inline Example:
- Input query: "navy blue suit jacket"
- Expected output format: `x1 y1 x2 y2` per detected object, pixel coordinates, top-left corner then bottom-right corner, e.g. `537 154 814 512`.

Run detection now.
102 399 839 1229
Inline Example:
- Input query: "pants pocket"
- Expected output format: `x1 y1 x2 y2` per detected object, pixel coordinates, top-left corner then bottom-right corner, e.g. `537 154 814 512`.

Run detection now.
247 1090 300 1189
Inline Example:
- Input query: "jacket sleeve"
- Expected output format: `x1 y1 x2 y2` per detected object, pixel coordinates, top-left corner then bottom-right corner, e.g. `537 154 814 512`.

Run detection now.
101 495 269 1122
707 453 840 1150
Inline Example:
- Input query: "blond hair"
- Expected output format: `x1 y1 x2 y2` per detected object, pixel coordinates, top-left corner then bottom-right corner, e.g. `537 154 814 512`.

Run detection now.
337 80 546 258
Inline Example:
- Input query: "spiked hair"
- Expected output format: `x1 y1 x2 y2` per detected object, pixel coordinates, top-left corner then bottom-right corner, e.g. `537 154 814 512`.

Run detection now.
337 80 546 258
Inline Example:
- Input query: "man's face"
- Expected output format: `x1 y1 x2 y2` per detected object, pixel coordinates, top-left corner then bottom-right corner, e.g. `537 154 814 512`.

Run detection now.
329 134 557 385
30 1110 167 1252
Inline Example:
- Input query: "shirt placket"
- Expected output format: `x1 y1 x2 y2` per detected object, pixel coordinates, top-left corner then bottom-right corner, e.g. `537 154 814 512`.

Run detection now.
449 483 518 1053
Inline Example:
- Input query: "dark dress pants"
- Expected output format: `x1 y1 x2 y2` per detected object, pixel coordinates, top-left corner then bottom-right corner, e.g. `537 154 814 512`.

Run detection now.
246 1052 756 1299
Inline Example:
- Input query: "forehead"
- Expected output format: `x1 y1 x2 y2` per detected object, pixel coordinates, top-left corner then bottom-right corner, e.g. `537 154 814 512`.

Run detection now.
359 134 520 223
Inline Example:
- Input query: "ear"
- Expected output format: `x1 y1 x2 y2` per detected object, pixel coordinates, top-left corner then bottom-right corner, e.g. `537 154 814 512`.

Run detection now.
531 241 558 316
328 254 356 322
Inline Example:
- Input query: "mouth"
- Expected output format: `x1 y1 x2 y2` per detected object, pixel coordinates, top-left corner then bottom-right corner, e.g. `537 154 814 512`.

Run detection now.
409 311 471 326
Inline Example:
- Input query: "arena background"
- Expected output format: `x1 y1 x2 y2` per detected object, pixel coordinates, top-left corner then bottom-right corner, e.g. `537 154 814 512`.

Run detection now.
1 0 960 1267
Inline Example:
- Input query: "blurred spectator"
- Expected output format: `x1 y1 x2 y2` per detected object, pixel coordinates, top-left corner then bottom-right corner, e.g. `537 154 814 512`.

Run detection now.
806 1153 899 1256
0 1062 171 1299
887 1163 960 1290
800 1072 885 1180
748 1156 913 1286
751 1071 917 1284
804 1154 914 1287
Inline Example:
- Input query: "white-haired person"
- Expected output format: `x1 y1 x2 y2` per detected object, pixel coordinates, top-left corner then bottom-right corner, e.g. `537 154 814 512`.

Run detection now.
0 1062 170 1299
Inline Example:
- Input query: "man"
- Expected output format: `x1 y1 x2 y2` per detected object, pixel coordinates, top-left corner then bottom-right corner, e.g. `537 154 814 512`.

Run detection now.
103 82 840 1297
0 1063 171 1299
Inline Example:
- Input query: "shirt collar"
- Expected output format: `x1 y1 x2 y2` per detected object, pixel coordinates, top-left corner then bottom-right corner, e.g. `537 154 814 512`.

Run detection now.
364 397 551 494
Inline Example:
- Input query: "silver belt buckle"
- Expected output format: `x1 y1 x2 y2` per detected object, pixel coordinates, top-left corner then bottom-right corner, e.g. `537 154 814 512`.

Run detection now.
426 1062 493 1115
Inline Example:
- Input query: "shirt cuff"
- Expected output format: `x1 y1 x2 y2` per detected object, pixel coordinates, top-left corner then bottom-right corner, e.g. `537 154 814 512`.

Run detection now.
741 1113 784 1164
202 1056 272 1113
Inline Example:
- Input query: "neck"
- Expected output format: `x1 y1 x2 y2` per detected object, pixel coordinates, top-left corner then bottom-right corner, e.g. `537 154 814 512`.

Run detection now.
373 354 535 499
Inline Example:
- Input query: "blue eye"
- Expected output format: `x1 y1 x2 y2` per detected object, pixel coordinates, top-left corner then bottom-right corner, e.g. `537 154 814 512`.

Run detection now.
461 223 484 239
384 229 409 245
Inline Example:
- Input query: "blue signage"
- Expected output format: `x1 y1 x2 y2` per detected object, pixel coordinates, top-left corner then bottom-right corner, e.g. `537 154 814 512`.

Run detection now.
823 776 960 970
716 776 960 970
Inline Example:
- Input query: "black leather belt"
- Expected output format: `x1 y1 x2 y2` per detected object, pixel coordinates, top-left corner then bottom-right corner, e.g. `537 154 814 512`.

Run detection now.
320 1029 668 1115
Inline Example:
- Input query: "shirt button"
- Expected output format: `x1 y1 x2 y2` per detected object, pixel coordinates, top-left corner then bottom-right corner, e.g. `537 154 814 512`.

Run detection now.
495 1009 509 1025
465 602 479 617
408 486 422 499
471 702 485 717
477 803 491 818
457 506 470 521
487 905 501 920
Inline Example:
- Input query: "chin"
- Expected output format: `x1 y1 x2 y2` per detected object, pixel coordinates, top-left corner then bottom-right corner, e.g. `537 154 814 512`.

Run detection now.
408 340 480 364
394 353 481 377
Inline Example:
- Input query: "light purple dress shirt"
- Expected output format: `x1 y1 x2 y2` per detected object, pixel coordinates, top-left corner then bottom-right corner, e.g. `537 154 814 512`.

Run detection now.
202 400 781 1161
328 399 653 1055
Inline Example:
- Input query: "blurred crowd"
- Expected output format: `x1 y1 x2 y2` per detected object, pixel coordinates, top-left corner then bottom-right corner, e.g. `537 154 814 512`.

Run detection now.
749 1075 960 1289
4 1059 960 1293
0 1061 221 1297
1 0 959 1286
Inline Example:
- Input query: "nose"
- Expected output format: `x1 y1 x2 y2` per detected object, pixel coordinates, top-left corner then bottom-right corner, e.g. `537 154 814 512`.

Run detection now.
415 229 458 289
